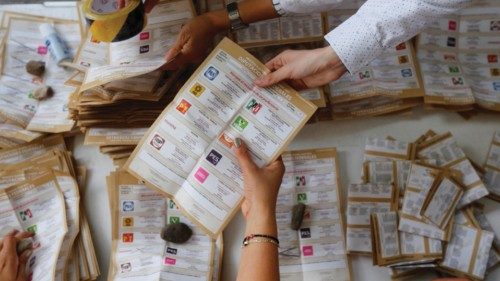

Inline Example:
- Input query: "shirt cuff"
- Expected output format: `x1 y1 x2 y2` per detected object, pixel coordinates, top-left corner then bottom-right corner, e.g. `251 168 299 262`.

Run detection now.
324 13 383 74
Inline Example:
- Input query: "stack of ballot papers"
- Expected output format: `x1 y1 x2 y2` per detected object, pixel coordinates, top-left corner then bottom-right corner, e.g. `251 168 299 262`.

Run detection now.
67 0 195 131
83 127 147 167
326 10 425 120
0 11 83 147
0 134 100 281
344 130 499 280
416 1 500 113
106 171 223 281
232 12 326 48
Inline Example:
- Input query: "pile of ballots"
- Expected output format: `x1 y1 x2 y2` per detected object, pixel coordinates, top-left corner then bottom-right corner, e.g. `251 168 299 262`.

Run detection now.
346 130 500 280
0 134 100 281
67 0 196 130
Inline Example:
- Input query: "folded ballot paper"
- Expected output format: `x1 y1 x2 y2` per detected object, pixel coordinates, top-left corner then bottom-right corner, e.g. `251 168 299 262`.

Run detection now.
345 130 497 281
484 131 500 202
124 37 317 237
0 134 100 281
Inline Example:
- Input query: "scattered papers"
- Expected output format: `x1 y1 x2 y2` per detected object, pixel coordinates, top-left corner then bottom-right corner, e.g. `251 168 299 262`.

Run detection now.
350 130 497 280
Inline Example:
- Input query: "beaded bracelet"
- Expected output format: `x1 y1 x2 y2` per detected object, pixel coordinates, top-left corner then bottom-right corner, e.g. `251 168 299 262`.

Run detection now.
242 234 279 248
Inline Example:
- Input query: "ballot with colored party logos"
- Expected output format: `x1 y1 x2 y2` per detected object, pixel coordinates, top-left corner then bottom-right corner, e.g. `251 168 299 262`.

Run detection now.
125 37 317 237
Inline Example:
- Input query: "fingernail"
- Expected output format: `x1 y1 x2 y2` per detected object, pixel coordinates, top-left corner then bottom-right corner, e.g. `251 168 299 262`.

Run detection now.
21 249 33 259
235 138 242 148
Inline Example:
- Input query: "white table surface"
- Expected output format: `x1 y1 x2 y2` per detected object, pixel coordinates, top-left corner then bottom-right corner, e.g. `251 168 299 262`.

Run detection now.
72 108 500 281
2 2 500 281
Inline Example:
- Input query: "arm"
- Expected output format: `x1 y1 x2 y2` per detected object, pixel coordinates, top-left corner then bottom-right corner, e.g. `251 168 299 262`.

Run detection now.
234 138 284 281
164 0 278 69
255 0 472 89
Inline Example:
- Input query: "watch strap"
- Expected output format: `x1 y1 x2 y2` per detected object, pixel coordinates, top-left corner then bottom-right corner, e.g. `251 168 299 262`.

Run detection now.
227 2 248 31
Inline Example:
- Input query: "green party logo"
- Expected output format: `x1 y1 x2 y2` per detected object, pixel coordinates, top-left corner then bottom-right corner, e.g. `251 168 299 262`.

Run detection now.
297 193 308 203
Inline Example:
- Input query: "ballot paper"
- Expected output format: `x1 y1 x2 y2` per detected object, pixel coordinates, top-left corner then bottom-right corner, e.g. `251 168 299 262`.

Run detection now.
417 132 489 207
276 148 351 281
107 171 220 281
0 172 68 281
83 127 148 146
363 160 412 195
0 134 66 166
76 0 195 91
346 183 398 254
124 37 316 237
370 212 442 267
330 96 420 120
417 3 500 111
398 163 452 241
420 174 463 229
234 13 325 48
0 122 44 143
0 13 81 133
484 131 500 201
363 137 415 163
439 224 494 280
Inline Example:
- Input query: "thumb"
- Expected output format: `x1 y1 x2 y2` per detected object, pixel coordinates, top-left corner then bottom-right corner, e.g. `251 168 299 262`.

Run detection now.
164 33 186 63
234 138 258 175
16 249 32 281
254 65 292 87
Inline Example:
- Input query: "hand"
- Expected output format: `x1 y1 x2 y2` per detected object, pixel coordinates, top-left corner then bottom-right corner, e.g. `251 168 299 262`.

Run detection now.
254 46 347 90
163 12 227 70
0 230 34 281
118 0 158 13
234 138 285 220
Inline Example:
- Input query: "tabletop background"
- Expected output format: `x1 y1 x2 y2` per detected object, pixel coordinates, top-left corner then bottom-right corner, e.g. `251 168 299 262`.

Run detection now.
1 2 500 281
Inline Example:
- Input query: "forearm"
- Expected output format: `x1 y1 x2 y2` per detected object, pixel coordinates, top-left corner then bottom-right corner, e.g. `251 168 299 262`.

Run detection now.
204 0 278 32
325 0 472 73
237 208 279 281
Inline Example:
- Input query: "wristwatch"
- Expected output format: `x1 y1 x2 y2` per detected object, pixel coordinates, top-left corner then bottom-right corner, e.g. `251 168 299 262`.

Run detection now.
226 2 248 31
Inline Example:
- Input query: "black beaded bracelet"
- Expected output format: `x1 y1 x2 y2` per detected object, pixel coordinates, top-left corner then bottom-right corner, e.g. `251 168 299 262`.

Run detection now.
242 234 280 247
